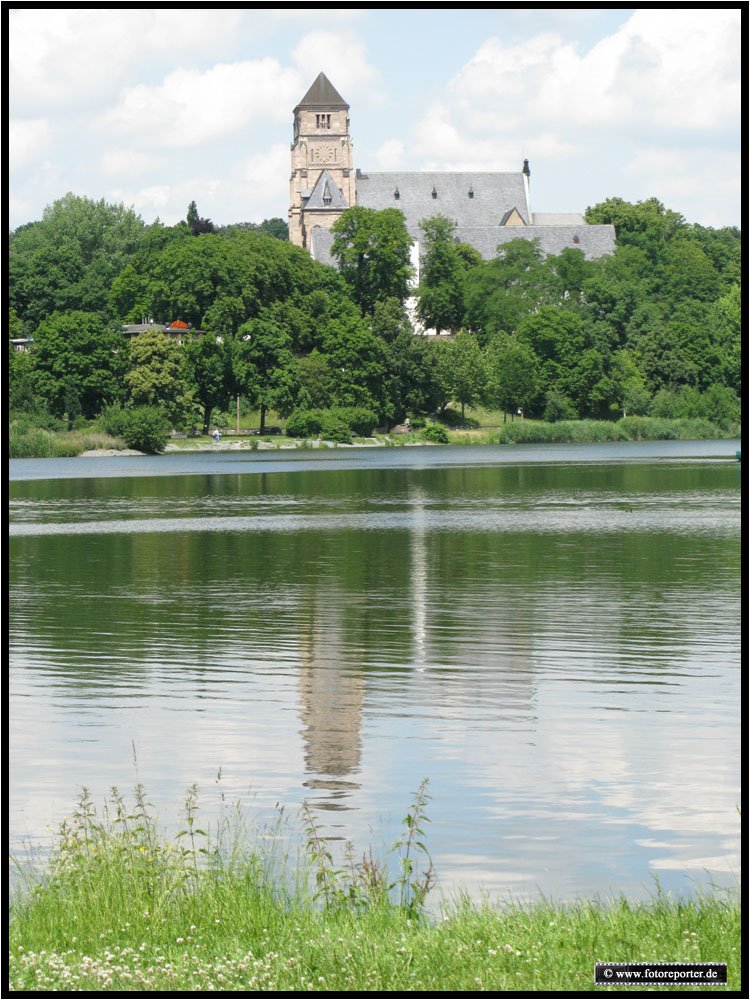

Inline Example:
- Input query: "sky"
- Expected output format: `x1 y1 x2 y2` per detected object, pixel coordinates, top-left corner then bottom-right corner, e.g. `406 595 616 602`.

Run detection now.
7 7 742 232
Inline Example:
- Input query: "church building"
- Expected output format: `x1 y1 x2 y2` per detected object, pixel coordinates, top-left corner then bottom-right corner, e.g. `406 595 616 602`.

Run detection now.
289 72 616 275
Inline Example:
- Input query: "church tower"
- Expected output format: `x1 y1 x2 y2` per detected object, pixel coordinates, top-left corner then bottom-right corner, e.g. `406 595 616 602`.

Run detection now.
289 73 355 249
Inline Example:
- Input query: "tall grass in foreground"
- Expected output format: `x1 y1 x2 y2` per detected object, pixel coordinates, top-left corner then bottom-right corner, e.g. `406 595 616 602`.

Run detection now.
9 785 741 992
490 416 736 446
9 424 126 458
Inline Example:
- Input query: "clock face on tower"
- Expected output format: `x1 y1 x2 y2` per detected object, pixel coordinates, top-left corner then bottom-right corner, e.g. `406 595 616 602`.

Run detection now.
311 143 338 165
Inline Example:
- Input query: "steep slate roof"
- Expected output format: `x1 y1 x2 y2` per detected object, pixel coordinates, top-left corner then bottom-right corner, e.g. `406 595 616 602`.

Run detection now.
356 171 531 227
532 212 586 225
457 225 616 261
295 72 349 110
304 169 349 210
309 221 616 268
309 226 338 267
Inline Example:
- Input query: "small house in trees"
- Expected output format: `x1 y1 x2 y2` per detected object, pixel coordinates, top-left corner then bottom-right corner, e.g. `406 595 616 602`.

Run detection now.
122 319 203 346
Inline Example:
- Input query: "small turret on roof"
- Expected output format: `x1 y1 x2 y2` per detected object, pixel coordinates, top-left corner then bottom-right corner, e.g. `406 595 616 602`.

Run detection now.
295 71 349 111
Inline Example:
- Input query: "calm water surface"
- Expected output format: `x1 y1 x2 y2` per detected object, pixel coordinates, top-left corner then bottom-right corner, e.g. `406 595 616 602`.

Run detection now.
9 442 741 903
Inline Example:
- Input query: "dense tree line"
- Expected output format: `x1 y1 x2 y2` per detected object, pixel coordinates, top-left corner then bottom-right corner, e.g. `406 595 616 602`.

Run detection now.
8 193 741 439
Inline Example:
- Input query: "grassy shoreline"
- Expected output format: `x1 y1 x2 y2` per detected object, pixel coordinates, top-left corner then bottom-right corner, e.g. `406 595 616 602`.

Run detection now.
9 788 741 992
10 415 741 459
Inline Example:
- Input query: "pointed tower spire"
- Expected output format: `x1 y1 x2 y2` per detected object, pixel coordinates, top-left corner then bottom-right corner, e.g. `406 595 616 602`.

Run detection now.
289 74 355 248
295 72 349 111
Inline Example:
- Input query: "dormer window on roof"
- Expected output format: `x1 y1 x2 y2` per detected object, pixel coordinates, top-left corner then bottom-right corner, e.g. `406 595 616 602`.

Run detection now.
468 186 474 198
394 187 400 200
431 185 438 199
322 181 332 205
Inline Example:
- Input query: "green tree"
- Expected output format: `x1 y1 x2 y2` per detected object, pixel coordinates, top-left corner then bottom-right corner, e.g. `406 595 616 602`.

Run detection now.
585 196 684 262
516 307 585 412
319 314 388 417
186 201 199 230
8 346 39 416
542 388 578 422
516 306 621 417
330 206 413 315
202 296 249 341
706 284 741 393
416 216 466 334
660 237 721 303
580 245 652 344
382 331 449 425
547 247 590 299
295 350 336 411
463 238 555 342
109 263 152 323
217 218 289 240
559 347 612 419
10 243 85 332
234 318 299 433
483 334 540 420
371 297 414 343
184 336 231 434
631 304 720 393
31 311 128 419
257 218 289 241
118 406 172 453
441 332 486 420
124 329 197 429
9 194 146 332
186 200 215 235
683 224 741 288
454 242 483 271
610 349 651 417
149 236 251 328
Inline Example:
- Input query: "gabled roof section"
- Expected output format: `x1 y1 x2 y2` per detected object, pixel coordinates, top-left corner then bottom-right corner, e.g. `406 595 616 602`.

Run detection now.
304 169 349 210
356 172 531 227
499 207 526 226
295 72 349 111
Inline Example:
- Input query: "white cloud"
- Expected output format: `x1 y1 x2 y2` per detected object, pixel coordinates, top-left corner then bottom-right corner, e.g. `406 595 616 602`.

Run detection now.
9 119 51 171
101 150 167 178
624 148 741 228
9 9 246 114
442 10 740 135
104 60 303 148
238 144 290 207
374 139 408 171
7 9 741 231
613 8 740 130
292 30 381 104
413 103 576 170
401 9 739 225
102 182 221 225
105 184 176 217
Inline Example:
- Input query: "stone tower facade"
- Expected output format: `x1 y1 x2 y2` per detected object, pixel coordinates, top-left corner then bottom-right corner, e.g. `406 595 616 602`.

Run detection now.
288 72 355 248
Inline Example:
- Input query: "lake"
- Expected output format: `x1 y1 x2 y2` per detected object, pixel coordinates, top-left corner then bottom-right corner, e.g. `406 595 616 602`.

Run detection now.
9 440 741 904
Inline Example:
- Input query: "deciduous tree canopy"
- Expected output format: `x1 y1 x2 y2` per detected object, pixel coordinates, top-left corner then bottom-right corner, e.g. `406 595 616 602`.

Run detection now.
8 192 741 434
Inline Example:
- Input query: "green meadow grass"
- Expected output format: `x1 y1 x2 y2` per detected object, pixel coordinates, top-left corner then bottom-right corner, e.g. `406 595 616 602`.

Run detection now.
8 785 741 992
487 416 735 445
9 425 127 458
